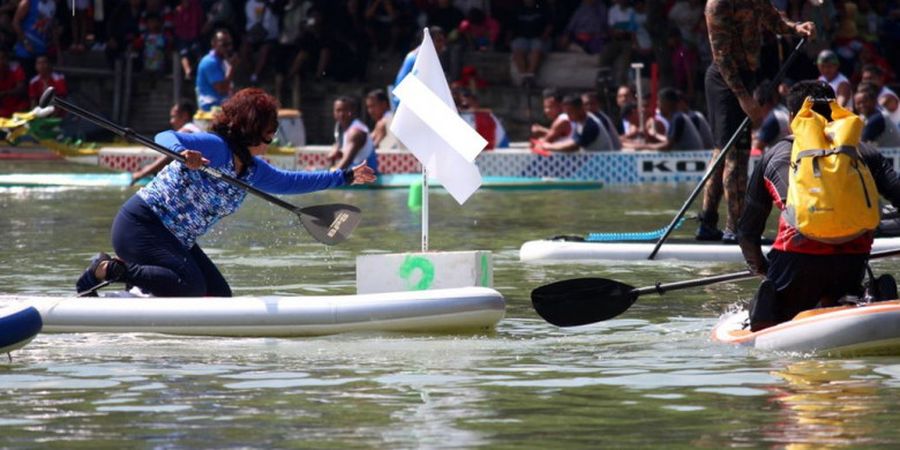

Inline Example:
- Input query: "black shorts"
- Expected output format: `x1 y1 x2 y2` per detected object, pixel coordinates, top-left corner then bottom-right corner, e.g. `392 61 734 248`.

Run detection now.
704 64 757 149
765 250 867 322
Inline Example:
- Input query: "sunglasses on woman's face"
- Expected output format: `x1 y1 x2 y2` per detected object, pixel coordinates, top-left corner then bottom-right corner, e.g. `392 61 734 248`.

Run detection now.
261 127 277 145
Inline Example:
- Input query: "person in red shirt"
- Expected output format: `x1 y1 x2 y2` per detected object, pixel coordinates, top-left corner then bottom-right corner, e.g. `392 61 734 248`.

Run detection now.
27 54 66 108
738 81 900 331
0 48 28 118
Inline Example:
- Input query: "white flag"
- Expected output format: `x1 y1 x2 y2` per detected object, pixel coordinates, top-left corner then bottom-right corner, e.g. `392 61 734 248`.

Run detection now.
390 30 487 204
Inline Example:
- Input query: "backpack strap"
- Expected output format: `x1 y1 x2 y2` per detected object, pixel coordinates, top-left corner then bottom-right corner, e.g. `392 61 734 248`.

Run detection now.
793 146 862 177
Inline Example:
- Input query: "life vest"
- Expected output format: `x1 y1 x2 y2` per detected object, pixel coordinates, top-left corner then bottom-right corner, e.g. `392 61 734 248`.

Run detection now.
783 97 880 243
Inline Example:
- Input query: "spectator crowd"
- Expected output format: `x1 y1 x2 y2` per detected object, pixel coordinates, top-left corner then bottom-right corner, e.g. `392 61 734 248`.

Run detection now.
0 0 899 151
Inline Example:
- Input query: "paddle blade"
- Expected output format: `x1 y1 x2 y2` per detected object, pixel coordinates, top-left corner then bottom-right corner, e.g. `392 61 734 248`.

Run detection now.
531 278 638 326
297 204 362 245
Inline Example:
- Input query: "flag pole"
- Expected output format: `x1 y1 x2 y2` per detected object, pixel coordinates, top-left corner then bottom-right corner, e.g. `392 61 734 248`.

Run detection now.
422 165 429 251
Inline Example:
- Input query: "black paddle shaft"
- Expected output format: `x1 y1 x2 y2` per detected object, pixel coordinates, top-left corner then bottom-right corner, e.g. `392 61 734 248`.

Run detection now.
532 246 900 327
648 38 807 260
637 246 900 296
76 280 111 297
39 88 361 245
41 89 299 212
633 271 754 296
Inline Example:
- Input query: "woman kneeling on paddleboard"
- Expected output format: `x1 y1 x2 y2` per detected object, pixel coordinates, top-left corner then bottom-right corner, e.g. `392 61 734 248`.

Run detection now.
76 88 376 297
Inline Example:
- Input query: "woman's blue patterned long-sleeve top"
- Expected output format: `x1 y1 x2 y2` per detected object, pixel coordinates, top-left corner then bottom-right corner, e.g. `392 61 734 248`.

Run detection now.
138 131 347 249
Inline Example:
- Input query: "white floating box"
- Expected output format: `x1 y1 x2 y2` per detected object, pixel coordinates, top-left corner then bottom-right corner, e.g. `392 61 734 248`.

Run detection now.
357 251 493 294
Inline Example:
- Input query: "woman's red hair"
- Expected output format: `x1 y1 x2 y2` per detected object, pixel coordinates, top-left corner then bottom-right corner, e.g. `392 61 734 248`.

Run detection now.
210 88 279 167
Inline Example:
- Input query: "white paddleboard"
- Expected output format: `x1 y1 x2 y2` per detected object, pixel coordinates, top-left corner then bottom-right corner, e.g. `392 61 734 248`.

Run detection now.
1 287 505 337
520 237 900 263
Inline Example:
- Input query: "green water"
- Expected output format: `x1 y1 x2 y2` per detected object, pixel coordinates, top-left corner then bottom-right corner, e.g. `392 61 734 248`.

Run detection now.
3 179 900 448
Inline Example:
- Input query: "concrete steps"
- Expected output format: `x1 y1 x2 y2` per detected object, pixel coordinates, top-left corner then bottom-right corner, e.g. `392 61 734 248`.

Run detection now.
60 48 601 144
125 76 174 135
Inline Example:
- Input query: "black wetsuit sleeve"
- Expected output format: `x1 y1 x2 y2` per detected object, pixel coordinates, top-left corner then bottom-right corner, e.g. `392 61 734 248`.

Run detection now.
738 141 790 275
862 114 885 143
861 142 900 207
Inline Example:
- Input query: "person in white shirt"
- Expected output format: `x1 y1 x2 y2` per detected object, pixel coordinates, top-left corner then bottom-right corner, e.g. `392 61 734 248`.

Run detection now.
327 96 378 172
599 0 635 86
861 64 900 125
581 90 622 150
536 94 613 152
131 99 204 184
817 49 853 109
751 82 790 153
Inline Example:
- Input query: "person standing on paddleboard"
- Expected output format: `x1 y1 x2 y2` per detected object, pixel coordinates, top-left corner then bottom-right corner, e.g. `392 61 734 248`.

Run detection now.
696 0 815 243
738 81 900 331
75 88 376 297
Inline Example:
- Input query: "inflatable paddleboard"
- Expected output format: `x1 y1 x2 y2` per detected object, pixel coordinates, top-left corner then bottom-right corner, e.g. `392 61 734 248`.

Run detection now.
519 237 900 263
712 300 900 355
0 287 504 337
0 304 43 353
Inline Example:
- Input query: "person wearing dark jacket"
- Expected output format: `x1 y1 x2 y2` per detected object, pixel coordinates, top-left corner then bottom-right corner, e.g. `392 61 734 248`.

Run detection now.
738 80 900 331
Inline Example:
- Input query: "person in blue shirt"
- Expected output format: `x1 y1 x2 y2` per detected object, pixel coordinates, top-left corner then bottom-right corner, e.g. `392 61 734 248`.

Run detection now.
196 29 237 111
75 88 376 297
391 26 446 109
12 0 54 78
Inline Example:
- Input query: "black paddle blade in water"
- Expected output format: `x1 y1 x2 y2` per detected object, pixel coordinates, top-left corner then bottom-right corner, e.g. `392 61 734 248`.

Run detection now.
297 204 362 245
531 278 638 327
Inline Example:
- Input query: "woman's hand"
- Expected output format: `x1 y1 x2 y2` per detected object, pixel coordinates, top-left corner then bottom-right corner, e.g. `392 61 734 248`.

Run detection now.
350 162 376 185
180 149 209 170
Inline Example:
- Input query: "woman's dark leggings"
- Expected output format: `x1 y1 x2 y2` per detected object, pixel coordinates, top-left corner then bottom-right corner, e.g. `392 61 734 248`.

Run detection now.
111 195 232 297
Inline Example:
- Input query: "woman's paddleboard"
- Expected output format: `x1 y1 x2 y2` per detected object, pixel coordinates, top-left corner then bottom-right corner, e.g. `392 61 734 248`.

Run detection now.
712 300 900 356
1 287 504 338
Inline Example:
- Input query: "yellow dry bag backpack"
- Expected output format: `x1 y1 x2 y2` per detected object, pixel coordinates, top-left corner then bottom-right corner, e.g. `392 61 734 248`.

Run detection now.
783 97 880 243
